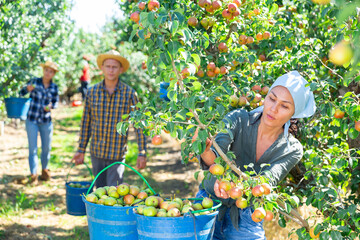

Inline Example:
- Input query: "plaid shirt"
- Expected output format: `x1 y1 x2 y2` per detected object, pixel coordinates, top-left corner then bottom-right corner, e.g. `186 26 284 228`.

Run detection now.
78 80 147 160
19 77 59 123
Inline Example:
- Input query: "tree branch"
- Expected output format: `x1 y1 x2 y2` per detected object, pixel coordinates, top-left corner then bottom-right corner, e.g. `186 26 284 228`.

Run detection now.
277 200 309 231
310 51 343 80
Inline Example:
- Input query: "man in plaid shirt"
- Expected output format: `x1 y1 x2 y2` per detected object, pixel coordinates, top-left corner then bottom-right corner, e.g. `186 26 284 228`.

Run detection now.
72 50 147 187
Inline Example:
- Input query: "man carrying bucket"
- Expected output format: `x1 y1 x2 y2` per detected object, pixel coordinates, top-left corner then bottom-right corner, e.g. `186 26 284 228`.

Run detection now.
72 50 147 187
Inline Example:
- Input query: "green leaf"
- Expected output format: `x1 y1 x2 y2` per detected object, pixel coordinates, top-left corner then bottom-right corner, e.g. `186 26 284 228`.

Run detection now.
182 29 191 42
348 128 359 139
321 6 331 18
170 20 179 35
270 3 278 14
156 36 165 50
129 29 137 42
347 204 356 215
192 140 204 155
216 104 225 116
168 41 180 56
160 52 170 65
167 122 175 133
320 232 330 240
172 11 185 23
191 81 202 91
198 129 208 142
248 55 255 64
140 12 149 27
194 171 200 180
191 53 201 67
285 203 292 214
278 216 286 228
148 11 155 24
319 176 329 186
289 196 300 208
168 90 177 101
330 230 342 240
180 49 190 62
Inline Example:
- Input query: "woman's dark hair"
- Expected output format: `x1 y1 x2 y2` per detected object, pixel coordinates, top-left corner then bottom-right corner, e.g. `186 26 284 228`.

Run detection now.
288 119 299 138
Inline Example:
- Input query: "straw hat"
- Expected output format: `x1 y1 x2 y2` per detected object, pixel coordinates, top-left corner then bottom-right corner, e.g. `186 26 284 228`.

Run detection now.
40 61 59 72
97 50 130 72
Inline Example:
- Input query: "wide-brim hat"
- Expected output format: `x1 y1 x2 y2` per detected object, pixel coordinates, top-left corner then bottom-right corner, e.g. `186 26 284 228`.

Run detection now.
40 61 59 72
97 50 130 73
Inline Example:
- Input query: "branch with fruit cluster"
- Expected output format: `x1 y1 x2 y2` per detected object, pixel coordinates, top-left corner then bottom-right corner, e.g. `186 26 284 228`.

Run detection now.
171 48 311 229
171 54 248 179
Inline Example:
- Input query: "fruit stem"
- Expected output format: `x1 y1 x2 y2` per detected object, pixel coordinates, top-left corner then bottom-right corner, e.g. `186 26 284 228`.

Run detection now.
209 133 249 180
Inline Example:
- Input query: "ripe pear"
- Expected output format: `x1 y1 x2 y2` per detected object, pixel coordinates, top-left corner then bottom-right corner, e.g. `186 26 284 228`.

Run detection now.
229 95 239 107
329 42 353 66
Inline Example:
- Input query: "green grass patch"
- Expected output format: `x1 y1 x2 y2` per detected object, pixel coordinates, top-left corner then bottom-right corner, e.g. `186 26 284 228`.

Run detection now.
68 226 89 239
57 107 83 128
50 108 82 169
0 190 37 217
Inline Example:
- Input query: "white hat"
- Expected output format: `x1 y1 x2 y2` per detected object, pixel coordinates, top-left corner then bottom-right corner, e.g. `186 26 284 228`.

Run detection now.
252 71 316 138
269 71 316 119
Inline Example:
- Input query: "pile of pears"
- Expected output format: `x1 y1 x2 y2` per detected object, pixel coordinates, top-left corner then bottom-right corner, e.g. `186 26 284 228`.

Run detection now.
135 196 215 217
85 183 154 207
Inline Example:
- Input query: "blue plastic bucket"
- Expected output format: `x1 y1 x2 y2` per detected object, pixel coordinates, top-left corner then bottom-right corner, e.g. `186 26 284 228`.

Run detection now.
65 163 93 216
65 181 92 216
4 97 31 120
82 161 156 240
135 211 219 240
83 196 138 240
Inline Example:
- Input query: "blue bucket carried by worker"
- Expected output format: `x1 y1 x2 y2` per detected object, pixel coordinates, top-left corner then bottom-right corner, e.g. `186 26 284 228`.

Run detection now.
82 161 156 240
4 97 31 120
135 198 221 240
65 162 93 216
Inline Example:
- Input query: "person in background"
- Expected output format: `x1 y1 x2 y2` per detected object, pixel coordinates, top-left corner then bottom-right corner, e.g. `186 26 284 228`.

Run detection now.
19 61 59 184
79 55 91 100
195 71 316 240
72 50 147 187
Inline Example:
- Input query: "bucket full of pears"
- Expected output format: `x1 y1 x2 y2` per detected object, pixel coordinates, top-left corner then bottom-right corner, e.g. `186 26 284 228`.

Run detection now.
65 162 93 216
82 161 156 240
134 195 222 240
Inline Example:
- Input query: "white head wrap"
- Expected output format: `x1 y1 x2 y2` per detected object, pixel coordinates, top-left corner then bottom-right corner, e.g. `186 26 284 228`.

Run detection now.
251 71 316 138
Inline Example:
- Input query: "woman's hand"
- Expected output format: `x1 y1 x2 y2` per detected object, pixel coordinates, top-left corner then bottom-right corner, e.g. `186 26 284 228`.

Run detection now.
26 84 35 92
214 179 230 199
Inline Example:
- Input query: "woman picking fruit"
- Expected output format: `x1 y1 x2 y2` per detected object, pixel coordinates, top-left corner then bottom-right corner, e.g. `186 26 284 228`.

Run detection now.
195 71 316 239
19 61 59 184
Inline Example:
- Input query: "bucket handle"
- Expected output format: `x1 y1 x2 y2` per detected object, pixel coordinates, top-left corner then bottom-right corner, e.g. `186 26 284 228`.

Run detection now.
187 198 222 214
86 161 156 196
66 162 94 183
187 198 221 240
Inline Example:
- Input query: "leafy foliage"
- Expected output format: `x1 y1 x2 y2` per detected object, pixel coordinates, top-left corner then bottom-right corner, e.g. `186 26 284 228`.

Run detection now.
118 0 360 238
